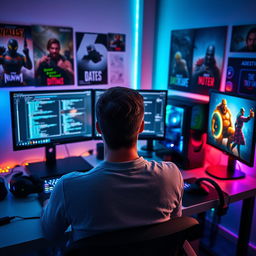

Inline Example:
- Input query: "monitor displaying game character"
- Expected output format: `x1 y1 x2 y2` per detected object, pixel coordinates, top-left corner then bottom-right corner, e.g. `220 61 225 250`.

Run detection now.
206 91 256 179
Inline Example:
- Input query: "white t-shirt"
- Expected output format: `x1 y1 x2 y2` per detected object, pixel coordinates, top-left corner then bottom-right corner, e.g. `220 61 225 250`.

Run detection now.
41 157 183 241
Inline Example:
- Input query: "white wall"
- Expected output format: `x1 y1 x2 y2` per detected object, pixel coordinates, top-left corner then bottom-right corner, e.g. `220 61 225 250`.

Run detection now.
0 0 134 166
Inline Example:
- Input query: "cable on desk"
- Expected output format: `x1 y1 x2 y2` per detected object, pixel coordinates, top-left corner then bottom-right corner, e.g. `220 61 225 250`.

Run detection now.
15 216 40 220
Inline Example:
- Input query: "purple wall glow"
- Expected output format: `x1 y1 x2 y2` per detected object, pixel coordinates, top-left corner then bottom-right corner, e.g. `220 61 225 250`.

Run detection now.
152 0 256 247
0 0 134 168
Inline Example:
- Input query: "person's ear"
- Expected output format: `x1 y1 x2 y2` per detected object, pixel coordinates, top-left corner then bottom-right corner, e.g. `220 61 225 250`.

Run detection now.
96 121 102 134
138 120 144 134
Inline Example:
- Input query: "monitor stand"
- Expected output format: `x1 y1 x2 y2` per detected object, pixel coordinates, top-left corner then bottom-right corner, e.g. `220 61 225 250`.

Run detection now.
26 145 93 178
139 139 154 158
205 155 245 180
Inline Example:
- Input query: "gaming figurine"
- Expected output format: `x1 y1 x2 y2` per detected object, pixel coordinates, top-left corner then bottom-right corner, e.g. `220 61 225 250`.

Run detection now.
0 38 32 86
211 99 234 150
231 108 255 157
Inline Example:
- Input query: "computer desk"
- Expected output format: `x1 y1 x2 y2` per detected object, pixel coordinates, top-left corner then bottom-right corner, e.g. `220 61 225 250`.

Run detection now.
0 155 255 256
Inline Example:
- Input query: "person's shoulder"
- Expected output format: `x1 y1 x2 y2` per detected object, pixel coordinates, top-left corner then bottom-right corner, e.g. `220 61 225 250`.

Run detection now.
147 160 181 174
60 165 104 183
148 160 183 186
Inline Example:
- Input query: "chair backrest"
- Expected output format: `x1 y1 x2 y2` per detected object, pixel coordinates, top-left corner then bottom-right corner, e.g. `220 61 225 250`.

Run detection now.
65 216 200 256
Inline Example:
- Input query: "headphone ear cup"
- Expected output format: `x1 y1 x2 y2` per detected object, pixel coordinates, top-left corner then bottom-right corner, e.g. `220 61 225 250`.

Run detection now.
27 175 44 194
10 173 43 198
10 176 33 198
0 177 8 201
196 177 229 217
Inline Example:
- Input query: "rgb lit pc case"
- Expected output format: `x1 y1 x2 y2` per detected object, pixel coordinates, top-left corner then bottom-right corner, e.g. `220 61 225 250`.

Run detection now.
157 96 208 169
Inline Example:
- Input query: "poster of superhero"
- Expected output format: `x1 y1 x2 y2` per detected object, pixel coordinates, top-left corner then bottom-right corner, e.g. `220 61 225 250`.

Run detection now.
208 92 255 164
191 26 227 95
32 25 74 86
107 33 126 51
168 29 195 91
76 32 108 85
225 58 256 97
0 23 34 87
230 24 256 52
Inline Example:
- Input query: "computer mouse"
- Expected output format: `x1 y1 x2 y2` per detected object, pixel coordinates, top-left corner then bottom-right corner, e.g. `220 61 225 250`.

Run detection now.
184 182 209 195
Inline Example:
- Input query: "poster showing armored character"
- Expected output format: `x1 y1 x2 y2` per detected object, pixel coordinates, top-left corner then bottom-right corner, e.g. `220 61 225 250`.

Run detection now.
230 24 256 52
168 29 194 91
32 25 74 86
76 32 108 85
0 23 34 87
107 33 125 52
191 26 227 95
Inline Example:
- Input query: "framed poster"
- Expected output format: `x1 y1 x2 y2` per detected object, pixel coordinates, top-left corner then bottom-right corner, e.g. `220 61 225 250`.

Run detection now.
32 25 74 86
76 32 108 85
0 23 34 87
226 57 256 97
230 24 256 53
168 26 227 95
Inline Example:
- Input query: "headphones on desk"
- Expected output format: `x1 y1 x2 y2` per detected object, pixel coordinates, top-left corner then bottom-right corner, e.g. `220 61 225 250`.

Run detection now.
9 172 44 198
195 177 229 216
195 178 228 216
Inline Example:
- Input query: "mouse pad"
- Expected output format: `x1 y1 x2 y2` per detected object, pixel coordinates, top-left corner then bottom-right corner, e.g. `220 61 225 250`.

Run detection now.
182 177 228 208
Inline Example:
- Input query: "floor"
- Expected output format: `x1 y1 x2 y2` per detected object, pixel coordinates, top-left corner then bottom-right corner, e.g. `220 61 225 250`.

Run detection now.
197 219 255 256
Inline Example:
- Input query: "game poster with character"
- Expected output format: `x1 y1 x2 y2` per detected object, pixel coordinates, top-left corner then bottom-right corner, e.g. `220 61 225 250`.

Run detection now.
0 23 34 87
230 24 256 53
76 32 108 85
168 29 195 91
32 25 74 86
226 58 256 97
191 26 227 95
107 33 125 52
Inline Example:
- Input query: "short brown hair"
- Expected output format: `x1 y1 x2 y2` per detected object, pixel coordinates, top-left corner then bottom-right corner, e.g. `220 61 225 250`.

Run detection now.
96 87 144 150
47 38 60 50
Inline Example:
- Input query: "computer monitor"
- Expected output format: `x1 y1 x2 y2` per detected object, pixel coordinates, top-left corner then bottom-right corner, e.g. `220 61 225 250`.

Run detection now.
206 90 256 179
10 90 93 178
93 89 167 154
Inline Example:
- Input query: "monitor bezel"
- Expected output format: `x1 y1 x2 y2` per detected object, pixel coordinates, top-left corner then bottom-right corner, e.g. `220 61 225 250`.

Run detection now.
10 89 93 151
93 89 168 140
93 89 106 139
207 90 256 167
138 89 168 140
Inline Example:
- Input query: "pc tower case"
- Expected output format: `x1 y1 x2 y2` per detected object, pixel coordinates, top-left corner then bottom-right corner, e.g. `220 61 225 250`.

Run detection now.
156 96 208 169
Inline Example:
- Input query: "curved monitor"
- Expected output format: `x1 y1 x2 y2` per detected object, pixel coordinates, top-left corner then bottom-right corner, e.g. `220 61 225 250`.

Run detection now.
206 90 256 179
10 89 93 151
